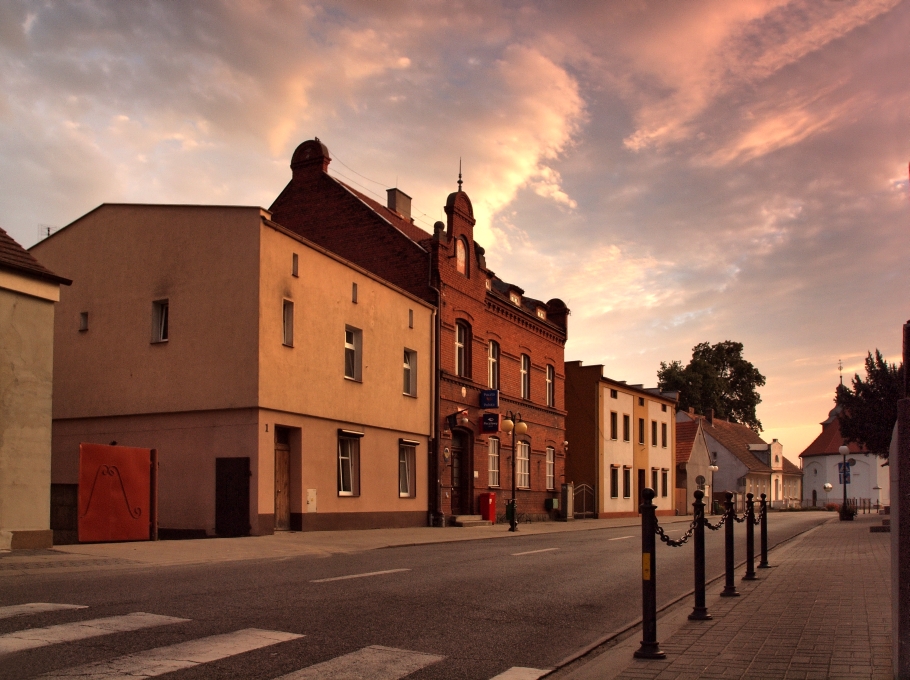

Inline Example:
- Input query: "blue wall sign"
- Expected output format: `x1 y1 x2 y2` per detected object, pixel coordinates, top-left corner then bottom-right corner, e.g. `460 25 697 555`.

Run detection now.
482 413 500 433
480 389 500 409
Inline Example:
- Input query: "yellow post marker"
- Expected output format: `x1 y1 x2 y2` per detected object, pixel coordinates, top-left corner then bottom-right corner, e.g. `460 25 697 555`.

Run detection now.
642 553 651 580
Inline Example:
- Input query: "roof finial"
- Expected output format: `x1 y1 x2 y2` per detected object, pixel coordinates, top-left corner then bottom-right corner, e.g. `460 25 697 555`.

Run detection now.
457 158 463 192
838 359 843 385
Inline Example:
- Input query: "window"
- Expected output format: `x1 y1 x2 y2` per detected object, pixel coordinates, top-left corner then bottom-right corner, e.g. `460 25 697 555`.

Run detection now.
403 349 417 396
488 438 500 487
456 237 468 276
638 397 644 406
292 253 299 277
546 447 555 490
152 300 169 343
509 292 520 305
610 389 618 399
520 354 531 399
536 308 546 320
652 468 659 492
610 466 619 498
79 312 88 332
661 403 667 412
517 441 530 489
352 282 358 303
344 326 362 380
338 434 361 496
622 466 631 498
661 423 668 448
610 412 618 440
399 443 416 498
661 470 668 497
408 309 413 329
282 300 294 347
546 365 555 407
488 341 500 389
651 421 657 447
638 418 645 445
623 415 630 442
455 322 471 377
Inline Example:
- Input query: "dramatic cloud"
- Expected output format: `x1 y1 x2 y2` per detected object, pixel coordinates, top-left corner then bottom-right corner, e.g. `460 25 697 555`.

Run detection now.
1 0 907 456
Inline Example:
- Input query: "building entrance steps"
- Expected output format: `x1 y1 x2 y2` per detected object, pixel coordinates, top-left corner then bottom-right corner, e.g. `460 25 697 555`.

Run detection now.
451 515 493 527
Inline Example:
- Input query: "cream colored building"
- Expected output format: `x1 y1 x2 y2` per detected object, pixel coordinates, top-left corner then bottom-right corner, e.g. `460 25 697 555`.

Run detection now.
565 361 677 517
0 227 70 549
31 204 434 539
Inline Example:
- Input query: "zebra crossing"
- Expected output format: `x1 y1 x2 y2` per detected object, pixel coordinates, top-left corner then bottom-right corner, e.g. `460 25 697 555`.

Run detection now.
0 603 549 679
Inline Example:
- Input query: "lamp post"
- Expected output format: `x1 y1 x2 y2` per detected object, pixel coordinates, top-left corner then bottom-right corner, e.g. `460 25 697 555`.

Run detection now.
708 459 719 514
838 444 855 521
823 482 832 506
501 411 527 532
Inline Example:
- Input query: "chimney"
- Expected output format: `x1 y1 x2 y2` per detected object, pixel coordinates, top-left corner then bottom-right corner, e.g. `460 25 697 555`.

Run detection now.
706 408 714 425
387 188 412 220
688 407 695 415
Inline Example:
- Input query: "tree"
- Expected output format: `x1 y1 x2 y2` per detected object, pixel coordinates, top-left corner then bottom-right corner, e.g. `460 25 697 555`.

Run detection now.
836 350 903 458
657 341 766 432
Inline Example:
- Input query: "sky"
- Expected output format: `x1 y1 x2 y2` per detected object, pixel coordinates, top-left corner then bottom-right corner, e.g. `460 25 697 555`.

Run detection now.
2 0 908 461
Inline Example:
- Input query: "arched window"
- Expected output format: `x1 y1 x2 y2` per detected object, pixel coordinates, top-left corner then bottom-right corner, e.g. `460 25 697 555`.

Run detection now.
455 238 468 276
455 321 471 377
488 341 500 389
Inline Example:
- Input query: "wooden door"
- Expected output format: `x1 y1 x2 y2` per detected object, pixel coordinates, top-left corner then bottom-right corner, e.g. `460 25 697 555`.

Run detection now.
275 443 290 531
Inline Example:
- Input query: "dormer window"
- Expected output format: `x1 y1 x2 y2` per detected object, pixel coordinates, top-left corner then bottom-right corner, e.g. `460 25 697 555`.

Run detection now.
536 308 546 320
509 292 520 305
456 238 468 276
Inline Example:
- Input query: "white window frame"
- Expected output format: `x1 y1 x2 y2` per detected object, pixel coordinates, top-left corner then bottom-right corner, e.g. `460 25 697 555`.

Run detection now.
520 354 530 400
488 438 500 487
282 300 294 347
517 440 530 489
338 435 361 496
403 349 417 396
399 444 416 498
546 446 555 490
488 341 500 389
151 299 169 343
455 322 469 377
344 326 362 381
546 365 555 407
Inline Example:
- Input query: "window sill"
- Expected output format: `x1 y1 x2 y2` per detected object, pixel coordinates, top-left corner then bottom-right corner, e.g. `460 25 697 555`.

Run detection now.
403 392 417 398
344 376 362 383
338 492 358 497
151 339 168 345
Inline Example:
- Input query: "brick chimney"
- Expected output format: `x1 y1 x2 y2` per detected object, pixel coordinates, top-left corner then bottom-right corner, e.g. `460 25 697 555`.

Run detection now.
386 188 412 220
706 408 714 425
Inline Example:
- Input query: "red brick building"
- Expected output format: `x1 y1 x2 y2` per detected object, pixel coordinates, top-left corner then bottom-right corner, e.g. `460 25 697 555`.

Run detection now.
270 139 568 524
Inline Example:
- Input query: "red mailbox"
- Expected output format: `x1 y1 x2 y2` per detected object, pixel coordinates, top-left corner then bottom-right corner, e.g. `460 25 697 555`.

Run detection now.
479 492 496 523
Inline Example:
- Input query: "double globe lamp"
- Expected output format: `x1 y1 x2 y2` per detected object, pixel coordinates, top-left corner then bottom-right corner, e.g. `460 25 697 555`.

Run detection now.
500 412 527 532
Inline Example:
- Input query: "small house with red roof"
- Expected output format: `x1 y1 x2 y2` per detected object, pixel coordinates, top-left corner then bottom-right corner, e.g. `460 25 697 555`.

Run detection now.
799 403 889 508
675 418 714 515
0 226 70 549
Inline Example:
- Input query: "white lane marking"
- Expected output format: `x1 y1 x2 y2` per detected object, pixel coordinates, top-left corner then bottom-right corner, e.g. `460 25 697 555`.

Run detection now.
608 535 634 541
42 628 302 678
511 548 559 556
310 568 410 583
0 604 87 620
0 612 187 655
489 668 550 679
276 645 444 679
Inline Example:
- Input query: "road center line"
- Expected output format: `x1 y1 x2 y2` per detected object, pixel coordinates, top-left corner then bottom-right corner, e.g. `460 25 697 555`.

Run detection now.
310 568 410 583
511 548 559 556
608 535 634 541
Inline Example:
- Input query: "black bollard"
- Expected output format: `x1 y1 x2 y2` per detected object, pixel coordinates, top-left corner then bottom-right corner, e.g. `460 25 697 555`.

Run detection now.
758 492 770 569
688 489 712 620
634 488 666 659
720 491 740 597
743 492 756 580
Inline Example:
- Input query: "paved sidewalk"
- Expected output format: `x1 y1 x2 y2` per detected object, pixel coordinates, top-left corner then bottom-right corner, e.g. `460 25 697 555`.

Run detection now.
0 515 694 575
556 514 891 680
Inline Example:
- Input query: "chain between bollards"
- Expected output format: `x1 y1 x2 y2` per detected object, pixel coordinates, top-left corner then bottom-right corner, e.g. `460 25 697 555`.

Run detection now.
634 488 666 659
743 493 757 581
688 489 711 621
758 492 770 568
720 491 740 597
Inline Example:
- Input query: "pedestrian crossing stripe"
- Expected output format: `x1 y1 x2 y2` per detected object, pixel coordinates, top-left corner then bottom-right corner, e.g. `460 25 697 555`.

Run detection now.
275 645 444 679
41 628 302 678
0 604 87 620
0 612 187 655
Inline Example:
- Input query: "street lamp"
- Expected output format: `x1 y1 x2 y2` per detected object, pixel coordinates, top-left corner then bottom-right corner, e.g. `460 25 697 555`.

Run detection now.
501 411 527 532
823 482 833 506
838 444 855 521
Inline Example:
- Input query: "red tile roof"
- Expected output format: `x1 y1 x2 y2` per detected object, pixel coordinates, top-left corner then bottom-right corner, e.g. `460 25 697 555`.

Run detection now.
675 419 699 465
1 226 70 285
704 417 773 473
799 408 866 457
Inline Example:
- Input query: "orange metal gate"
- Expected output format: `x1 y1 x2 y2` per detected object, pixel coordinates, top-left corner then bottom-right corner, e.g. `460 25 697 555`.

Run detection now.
78 443 158 543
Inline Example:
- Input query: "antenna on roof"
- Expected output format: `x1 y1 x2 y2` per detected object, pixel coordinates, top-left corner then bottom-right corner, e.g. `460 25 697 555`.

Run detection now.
457 158 463 192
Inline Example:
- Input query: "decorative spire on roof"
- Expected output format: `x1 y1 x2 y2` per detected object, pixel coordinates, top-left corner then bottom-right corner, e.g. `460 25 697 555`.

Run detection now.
457 158 463 192
839 358 843 385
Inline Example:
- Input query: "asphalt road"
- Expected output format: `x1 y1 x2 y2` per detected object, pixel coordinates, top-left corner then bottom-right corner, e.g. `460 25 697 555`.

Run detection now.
0 512 831 679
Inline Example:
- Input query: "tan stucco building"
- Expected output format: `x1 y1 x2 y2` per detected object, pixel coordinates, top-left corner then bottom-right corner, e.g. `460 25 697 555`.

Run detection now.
0 226 70 549
565 361 677 517
31 204 434 538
